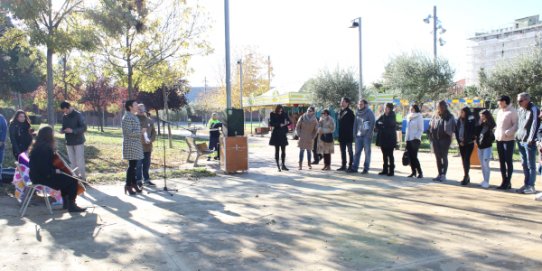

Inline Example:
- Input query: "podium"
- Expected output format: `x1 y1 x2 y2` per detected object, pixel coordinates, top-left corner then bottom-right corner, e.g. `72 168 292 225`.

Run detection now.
220 136 248 174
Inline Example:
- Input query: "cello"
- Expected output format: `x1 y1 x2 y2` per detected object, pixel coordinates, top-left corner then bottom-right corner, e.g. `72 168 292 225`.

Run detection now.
52 152 87 195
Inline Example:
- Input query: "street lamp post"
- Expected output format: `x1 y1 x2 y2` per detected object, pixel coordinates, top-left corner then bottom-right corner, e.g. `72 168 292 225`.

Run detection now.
350 17 363 100
224 0 232 109
423 5 446 61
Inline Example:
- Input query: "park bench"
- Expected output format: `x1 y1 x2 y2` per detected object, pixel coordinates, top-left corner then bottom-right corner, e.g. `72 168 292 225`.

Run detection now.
255 127 270 137
184 136 214 167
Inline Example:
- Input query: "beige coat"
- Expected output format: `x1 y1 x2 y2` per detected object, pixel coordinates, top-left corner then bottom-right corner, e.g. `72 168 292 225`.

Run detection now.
495 104 518 142
296 113 318 150
318 116 336 154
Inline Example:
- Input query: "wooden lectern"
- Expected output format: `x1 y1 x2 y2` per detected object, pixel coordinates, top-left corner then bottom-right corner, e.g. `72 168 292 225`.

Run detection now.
220 136 248 174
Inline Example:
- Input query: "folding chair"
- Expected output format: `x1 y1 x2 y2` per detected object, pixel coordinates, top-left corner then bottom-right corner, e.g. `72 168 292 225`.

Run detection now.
15 162 53 218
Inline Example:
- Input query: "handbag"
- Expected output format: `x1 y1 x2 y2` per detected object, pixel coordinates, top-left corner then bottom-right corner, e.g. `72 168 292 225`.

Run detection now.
320 133 333 143
402 150 410 166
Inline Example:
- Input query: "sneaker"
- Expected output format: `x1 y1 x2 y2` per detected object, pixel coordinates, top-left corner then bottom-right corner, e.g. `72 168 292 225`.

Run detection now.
516 185 527 193
523 186 536 194
360 170 369 175
346 169 358 173
480 181 489 189
336 166 347 171
440 175 446 182
432 176 441 182
144 180 156 186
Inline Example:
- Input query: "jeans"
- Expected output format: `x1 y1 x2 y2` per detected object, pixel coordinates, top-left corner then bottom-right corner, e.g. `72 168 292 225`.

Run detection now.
458 143 474 177
517 142 537 187
299 149 312 163
496 141 514 182
0 146 4 180
136 152 152 181
478 146 492 183
66 144 86 179
406 139 421 174
352 135 372 171
432 137 451 176
339 141 353 168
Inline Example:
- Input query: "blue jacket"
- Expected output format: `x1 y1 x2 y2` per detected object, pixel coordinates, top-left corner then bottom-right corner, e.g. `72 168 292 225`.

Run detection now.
0 114 7 146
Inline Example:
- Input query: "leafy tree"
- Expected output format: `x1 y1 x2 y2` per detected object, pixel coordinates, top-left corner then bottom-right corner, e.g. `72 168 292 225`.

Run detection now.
137 84 187 135
302 67 359 109
479 49 542 102
0 11 44 107
90 0 211 99
79 77 119 132
382 52 455 103
2 0 99 125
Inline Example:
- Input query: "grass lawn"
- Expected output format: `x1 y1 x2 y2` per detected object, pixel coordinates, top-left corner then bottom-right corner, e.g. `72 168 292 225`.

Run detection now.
1 126 215 187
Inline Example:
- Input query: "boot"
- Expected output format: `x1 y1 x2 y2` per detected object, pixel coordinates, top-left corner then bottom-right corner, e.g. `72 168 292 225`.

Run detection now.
62 194 69 210
416 167 423 179
68 197 87 213
307 160 312 169
378 164 388 175
281 157 289 171
298 161 302 170
387 165 395 176
276 159 281 172
124 185 136 195
497 178 511 190
461 176 470 186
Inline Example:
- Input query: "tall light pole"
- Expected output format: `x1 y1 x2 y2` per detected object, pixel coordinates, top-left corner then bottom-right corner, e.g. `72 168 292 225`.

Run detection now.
224 0 232 109
423 6 446 61
350 17 363 100
237 59 243 108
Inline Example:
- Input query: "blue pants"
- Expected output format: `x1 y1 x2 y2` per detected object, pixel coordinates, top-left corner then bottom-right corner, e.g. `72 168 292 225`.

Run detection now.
0 146 4 180
478 146 492 183
299 149 312 162
136 152 152 182
517 142 537 187
352 135 372 171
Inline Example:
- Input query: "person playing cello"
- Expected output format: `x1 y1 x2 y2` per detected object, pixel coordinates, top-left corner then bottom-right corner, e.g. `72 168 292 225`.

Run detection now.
29 126 86 212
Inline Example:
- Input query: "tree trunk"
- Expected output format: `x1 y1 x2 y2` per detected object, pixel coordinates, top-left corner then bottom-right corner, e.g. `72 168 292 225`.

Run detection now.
155 109 161 135
46 47 55 126
62 54 68 100
99 106 105 132
16 91 22 109
126 31 133 99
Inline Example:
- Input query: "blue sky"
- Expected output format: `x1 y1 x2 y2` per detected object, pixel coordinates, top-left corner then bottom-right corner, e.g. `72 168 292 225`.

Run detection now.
187 0 542 89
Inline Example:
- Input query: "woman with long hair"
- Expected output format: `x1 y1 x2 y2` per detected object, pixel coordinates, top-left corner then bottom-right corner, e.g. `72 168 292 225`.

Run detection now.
404 104 423 178
318 109 336 170
122 100 144 195
455 106 476 185
9 110 33 159
295 106 318 170
28 126 86 212
376 103 397 176
269 104 291 172
476 109 496 188
428 100 455 182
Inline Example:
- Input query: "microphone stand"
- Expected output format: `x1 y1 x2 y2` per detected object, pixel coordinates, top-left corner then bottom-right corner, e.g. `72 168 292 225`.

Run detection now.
148 117 178 196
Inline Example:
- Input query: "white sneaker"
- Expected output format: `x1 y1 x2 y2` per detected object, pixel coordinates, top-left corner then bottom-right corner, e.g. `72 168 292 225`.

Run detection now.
480 181 489 189
523 186 536 194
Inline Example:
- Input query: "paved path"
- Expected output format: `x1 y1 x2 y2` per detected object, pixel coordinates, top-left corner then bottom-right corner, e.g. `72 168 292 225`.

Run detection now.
1 136 541 271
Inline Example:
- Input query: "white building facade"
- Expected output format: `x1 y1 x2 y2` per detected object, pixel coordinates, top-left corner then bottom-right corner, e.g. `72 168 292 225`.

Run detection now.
466 15 542 86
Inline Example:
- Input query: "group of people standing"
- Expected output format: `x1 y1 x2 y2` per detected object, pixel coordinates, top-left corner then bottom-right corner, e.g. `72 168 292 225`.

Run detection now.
268 92 540 195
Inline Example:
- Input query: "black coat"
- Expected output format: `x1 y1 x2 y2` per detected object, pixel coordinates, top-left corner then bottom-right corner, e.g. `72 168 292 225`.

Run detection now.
61 110 87 146
9 121 33 159
454 116 476 145
375 113 397 148
269 112 290 146
338 107 355 143
29 144 56 183
476 122 496 149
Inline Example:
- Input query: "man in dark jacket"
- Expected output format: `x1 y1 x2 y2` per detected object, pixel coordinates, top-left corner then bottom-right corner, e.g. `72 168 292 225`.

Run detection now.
337 97 355 171
0 114 6 182
60 101 87 180
516 93 539 194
